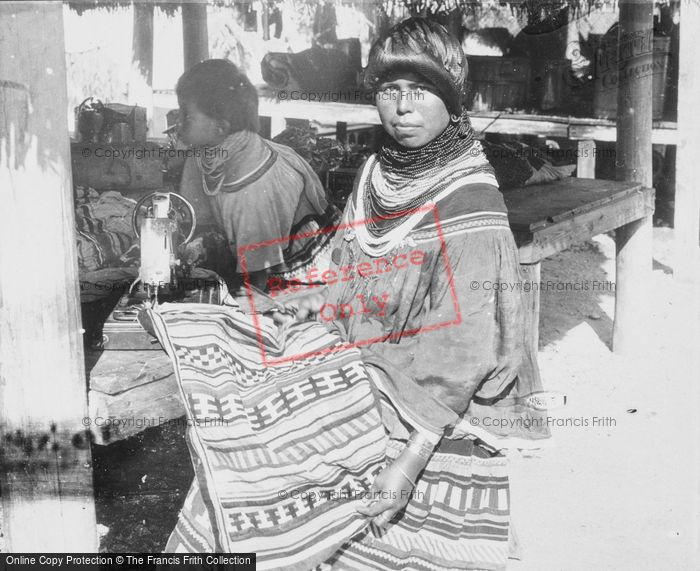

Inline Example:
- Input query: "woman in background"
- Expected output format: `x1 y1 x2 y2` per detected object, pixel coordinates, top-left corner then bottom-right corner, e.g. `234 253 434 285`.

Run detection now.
176 59 336 290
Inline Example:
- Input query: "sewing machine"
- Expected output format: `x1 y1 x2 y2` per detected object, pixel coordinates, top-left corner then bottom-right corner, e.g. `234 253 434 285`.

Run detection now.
101 192 224 350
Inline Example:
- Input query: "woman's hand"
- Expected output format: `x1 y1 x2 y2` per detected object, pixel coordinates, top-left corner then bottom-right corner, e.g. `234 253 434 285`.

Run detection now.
355 463 415 528
270 289 327 326
180 236 206 267
355 431 437 527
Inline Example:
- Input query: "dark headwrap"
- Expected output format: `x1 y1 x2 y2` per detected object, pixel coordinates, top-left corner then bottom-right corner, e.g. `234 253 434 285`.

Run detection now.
363 17 481 181
363 18 468 117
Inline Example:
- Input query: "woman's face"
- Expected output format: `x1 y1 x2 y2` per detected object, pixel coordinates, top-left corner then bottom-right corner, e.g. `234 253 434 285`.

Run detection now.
375 72 451 148
177 99 226 146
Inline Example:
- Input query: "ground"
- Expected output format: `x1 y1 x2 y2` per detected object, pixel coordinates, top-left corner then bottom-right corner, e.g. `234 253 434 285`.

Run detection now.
508 228 699 570
1 229 697 567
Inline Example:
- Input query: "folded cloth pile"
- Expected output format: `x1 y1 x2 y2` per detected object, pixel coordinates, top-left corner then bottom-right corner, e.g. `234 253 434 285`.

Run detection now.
74 186 139 271
480 139 576 190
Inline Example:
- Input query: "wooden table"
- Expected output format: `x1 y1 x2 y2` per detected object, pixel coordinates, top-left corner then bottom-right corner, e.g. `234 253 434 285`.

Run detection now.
87 178 653 444
502 178 654 381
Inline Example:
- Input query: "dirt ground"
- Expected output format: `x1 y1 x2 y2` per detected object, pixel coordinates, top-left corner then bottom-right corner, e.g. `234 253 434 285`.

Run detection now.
509 228 699 570
1 228 698 567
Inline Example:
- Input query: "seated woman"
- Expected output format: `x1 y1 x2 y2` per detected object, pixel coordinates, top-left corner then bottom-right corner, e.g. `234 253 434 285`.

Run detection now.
146 19 548 570
175 59 337 291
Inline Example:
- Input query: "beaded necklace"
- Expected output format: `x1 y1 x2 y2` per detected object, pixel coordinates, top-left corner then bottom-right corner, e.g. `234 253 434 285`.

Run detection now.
195 131 273 196
363 112 495 238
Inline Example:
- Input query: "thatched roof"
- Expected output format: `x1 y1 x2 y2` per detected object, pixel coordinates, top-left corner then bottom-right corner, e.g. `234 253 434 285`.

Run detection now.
67 0 615 20
67 1 217 16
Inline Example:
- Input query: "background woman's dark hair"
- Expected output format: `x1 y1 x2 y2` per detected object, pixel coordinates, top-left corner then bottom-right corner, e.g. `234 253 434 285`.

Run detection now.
176 59 259 134
363 18 467 116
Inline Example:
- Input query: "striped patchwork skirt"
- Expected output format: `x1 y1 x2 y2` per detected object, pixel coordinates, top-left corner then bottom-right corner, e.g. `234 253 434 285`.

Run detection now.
147 303 510 570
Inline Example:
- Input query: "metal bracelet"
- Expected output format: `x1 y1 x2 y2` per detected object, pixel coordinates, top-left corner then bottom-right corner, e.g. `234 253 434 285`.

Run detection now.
394 463 416 487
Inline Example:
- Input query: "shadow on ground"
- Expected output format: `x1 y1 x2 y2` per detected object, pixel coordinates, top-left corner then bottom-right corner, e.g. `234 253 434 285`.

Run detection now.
538 240 615 349
92 417 192 552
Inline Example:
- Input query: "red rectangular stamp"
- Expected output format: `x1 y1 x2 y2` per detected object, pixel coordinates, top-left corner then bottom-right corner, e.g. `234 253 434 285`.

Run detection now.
238 203 460 366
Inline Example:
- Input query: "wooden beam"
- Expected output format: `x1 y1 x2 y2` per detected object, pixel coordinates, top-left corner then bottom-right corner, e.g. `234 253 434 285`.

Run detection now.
471 115 569 138
612 0 654 355
673 0 700 280
182 1 208 70
0 2 96 550
568 122 677 145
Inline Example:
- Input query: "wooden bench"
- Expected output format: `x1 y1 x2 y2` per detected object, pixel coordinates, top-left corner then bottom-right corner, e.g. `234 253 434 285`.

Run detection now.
87 349 181 445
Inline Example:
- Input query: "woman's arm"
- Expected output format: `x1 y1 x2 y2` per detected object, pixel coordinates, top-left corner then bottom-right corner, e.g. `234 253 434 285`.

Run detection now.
354 430 438 527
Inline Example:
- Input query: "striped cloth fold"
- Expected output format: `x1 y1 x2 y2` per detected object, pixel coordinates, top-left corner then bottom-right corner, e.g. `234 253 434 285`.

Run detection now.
147 303 387 570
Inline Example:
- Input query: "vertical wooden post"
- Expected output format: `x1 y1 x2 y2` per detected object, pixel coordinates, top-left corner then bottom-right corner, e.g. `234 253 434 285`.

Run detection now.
131 1 155 134
673 0 700 280
519 263 542 388
259 115 272 139
0 2 97 550
336 121 348 145
182 1 209 71
132 2 154 87
261 0 270 41
612 0 654 355
576 140 596 179
269 116 286 138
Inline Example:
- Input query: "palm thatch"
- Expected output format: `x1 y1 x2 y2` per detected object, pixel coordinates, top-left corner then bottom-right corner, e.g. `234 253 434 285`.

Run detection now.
67 0 617 21
67 1 222 16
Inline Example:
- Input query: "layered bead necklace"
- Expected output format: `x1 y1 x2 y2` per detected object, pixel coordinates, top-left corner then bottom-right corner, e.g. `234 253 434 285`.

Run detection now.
362 111 495 238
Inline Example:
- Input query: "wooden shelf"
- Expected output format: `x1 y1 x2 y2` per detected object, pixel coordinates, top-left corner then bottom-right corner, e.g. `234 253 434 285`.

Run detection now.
259 97 678 145
153 89 677 145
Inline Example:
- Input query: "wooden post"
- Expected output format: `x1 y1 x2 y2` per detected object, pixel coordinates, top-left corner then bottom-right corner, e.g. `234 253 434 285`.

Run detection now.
673 0 700 280
612 0 654 355
0 2 97 550
132 2 154 88
259 115 272 139
182 1 209 70
577 140 596 179
336 121 348 145
261 0 270 41
131 1 155 135
519 263 542 388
